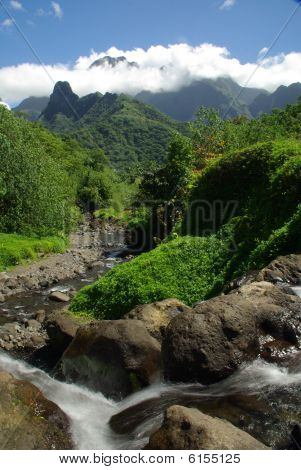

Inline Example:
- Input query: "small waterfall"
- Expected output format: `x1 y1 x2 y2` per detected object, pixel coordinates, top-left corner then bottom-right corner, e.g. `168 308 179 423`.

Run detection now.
1 352 301 449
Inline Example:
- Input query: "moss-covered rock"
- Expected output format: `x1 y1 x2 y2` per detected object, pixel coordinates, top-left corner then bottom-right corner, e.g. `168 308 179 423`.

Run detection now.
0 370 73 449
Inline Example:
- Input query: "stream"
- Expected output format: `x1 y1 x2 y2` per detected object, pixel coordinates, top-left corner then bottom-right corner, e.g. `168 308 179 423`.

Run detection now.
1 231 301 449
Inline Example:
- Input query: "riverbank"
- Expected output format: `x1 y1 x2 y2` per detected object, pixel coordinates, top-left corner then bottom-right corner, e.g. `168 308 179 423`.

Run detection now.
1 250 301 450
0 219 124 303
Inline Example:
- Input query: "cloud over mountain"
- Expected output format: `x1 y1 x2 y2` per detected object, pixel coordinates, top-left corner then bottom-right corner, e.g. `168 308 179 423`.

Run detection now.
1 43 301 104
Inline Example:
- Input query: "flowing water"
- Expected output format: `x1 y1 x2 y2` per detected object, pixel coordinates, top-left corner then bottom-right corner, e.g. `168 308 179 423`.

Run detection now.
1 237 301 449
1 352 301 449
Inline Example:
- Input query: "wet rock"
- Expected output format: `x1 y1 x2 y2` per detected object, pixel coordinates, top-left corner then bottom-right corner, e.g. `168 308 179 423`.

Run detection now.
45 312 79 357
26 319 41 331
125 299 192 342
226 254 301 294
49 292 70 303
0 370 73 449
256 254 301 285
163 282 301 384
61 320 161 399
146 406 268 450
35 310 46 323
0 294 5 303
39 280 49 288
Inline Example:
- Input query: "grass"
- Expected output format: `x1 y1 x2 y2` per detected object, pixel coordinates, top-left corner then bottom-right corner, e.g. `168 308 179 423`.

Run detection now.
70 235 233 319
0 233 67 271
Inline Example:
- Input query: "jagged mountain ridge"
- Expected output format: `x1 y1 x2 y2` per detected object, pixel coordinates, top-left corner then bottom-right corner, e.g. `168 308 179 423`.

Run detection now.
89 55 138 69
135 77 269 121
40 81 186 169
13 76 301 123
250 82 301 117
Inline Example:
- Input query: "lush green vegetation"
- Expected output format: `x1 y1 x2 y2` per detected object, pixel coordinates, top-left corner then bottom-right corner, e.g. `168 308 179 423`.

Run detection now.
71 100 301 319
41 83 187 170
70 235 233 318
0 233 66 271
0 106 119 236
184 140 301 276
0 105 118 269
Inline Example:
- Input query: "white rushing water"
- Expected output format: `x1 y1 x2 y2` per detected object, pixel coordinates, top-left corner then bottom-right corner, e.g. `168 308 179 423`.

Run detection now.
1 352 301 449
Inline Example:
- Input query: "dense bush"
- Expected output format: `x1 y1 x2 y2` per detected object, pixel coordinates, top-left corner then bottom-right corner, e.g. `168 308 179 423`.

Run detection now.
0 107 77 236
70 235 233 318
0 107 115 236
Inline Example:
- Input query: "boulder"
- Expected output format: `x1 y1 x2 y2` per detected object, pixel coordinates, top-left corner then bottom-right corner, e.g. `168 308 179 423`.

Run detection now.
49 291 70 302
45 312 79 357
125 299 192 341
61 320 161 399
256 254 301 285
163 282 301 384
0 370 73 449
225 254 301 293
146 406 268 450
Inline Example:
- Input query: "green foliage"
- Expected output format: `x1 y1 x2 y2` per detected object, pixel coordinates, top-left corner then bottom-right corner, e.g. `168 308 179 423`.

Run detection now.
0 107 77 236
70 235 233 319
189 106 226 165
184 140 301 279
43 92 187 170
72 138 301 319
0 233 66 271
0 107 116 236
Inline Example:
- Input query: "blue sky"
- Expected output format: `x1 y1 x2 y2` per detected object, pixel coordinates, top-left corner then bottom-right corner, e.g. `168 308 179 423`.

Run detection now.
0 0 300 65
0 0 301 103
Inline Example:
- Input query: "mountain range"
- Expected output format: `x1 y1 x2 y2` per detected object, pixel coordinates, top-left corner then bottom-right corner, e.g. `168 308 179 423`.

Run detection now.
13 76 301 123
136 78 301 120
39 81 186 169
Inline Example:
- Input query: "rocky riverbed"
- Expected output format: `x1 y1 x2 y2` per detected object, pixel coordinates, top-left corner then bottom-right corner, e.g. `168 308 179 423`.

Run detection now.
1 253 301 450
0 218 124 304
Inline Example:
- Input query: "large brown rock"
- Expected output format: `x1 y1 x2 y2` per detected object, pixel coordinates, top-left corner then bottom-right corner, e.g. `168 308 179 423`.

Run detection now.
225 254 301 293
125 299 192 342
61 319 161 399
45 312 79 357
147 406 268 450
256 254 301 285
163 282 301 384
0 370 73 449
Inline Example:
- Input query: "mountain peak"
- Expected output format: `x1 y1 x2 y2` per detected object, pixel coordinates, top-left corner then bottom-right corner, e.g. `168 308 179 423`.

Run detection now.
41 81 79 121
89 55 138 70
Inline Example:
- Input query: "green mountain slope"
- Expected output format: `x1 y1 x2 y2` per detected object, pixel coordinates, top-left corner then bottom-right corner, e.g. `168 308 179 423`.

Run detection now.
250 82 301 117
136 77 268 120
41 82 186 169
13 96 49 121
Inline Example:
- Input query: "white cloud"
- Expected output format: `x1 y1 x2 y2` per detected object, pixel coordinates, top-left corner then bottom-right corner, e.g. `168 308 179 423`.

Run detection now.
1 18 13 29
1 43 301 104
0 100 10 110
10 1 23 10
51 2 63 19
257 47 269 61
220 0 236 10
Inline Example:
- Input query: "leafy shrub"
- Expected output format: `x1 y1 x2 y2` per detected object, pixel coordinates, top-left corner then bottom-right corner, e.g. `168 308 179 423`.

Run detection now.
70 235 234 318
